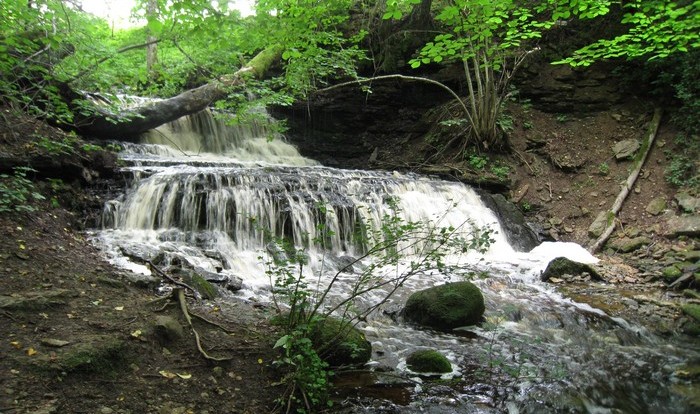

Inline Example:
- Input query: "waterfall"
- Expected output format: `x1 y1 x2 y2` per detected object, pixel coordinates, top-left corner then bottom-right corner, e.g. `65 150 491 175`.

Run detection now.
92 109 697 413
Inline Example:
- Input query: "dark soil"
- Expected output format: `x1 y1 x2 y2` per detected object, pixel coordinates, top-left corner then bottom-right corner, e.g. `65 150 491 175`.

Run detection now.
0 111 282 414
1 95 698 414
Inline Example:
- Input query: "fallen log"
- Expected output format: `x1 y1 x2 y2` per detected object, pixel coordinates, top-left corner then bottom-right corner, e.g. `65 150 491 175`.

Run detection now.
588 108 663 254
71 44 283 140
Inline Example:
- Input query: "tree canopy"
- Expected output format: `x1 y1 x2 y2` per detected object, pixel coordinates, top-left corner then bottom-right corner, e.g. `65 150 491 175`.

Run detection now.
0 0 698 141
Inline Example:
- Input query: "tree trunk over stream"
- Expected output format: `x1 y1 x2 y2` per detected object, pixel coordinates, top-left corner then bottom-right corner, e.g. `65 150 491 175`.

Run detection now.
72 45 283 140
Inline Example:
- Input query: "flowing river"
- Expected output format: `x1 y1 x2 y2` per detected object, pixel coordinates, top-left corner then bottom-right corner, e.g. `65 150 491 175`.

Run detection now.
92 110 698 413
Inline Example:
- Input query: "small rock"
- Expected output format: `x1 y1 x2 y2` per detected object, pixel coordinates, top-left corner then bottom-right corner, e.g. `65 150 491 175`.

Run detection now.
588 211 610 238
225 276 243 292
541 257 603 282
99 407 114 414
645 197 667 216
40 338 71 348
153 315 184 344
406 349 452 374
611 113 623 121
613 139 640 160
661 266 682 281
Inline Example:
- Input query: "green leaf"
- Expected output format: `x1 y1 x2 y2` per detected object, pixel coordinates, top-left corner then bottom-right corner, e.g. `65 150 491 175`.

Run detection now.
274 335 291 349
146 18 163 35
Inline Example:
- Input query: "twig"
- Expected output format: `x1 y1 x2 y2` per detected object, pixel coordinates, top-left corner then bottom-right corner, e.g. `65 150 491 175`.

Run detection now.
514 149 535 175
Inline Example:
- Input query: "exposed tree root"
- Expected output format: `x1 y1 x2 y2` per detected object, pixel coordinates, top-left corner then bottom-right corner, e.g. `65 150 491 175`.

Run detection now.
176 288 233 362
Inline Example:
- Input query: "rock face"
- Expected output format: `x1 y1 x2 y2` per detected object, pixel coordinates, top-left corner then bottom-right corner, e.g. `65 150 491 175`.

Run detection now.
271 80 453 169
540 257 603 282
403 282 485 331
477 192 540 251
517 61 622 113
406 349 452 374
312 317 372 367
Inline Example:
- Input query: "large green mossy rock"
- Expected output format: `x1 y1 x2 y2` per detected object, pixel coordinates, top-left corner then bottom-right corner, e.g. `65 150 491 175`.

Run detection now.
406 349 452 374
311 317 372 367
403 282 485 331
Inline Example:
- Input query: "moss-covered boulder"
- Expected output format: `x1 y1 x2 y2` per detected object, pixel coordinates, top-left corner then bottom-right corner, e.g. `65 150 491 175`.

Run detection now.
406 349 452 374
402 282 485 331
35 335 128 374
540 257 602 282
682 304 700 322
311 317 371 367
680 304 700 336
662 265 683 281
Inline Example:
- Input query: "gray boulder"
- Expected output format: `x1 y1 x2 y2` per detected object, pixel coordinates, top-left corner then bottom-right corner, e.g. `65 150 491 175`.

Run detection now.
541 257 603 282
666 215 700 237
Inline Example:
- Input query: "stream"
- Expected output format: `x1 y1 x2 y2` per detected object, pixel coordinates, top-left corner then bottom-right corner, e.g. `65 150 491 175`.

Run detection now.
92 109 698 413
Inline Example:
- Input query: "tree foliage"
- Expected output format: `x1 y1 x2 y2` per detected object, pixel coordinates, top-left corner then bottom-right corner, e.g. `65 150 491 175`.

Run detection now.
1 0 698 143
382 0 698 152
554 0 700 66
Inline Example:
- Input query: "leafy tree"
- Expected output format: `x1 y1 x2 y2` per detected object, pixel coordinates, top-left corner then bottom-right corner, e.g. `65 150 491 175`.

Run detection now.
554 0 700 66
382 0 698 153
382 0 613 152
0 0 95 124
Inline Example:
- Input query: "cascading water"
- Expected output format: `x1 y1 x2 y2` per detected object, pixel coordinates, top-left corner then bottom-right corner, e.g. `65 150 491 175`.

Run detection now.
93 109 698 413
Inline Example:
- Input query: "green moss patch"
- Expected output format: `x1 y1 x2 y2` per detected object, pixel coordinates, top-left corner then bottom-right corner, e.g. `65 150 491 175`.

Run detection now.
406 349 452 374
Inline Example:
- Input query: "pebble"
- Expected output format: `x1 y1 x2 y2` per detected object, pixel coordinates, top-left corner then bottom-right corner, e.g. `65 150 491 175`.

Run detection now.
100 407 114 414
